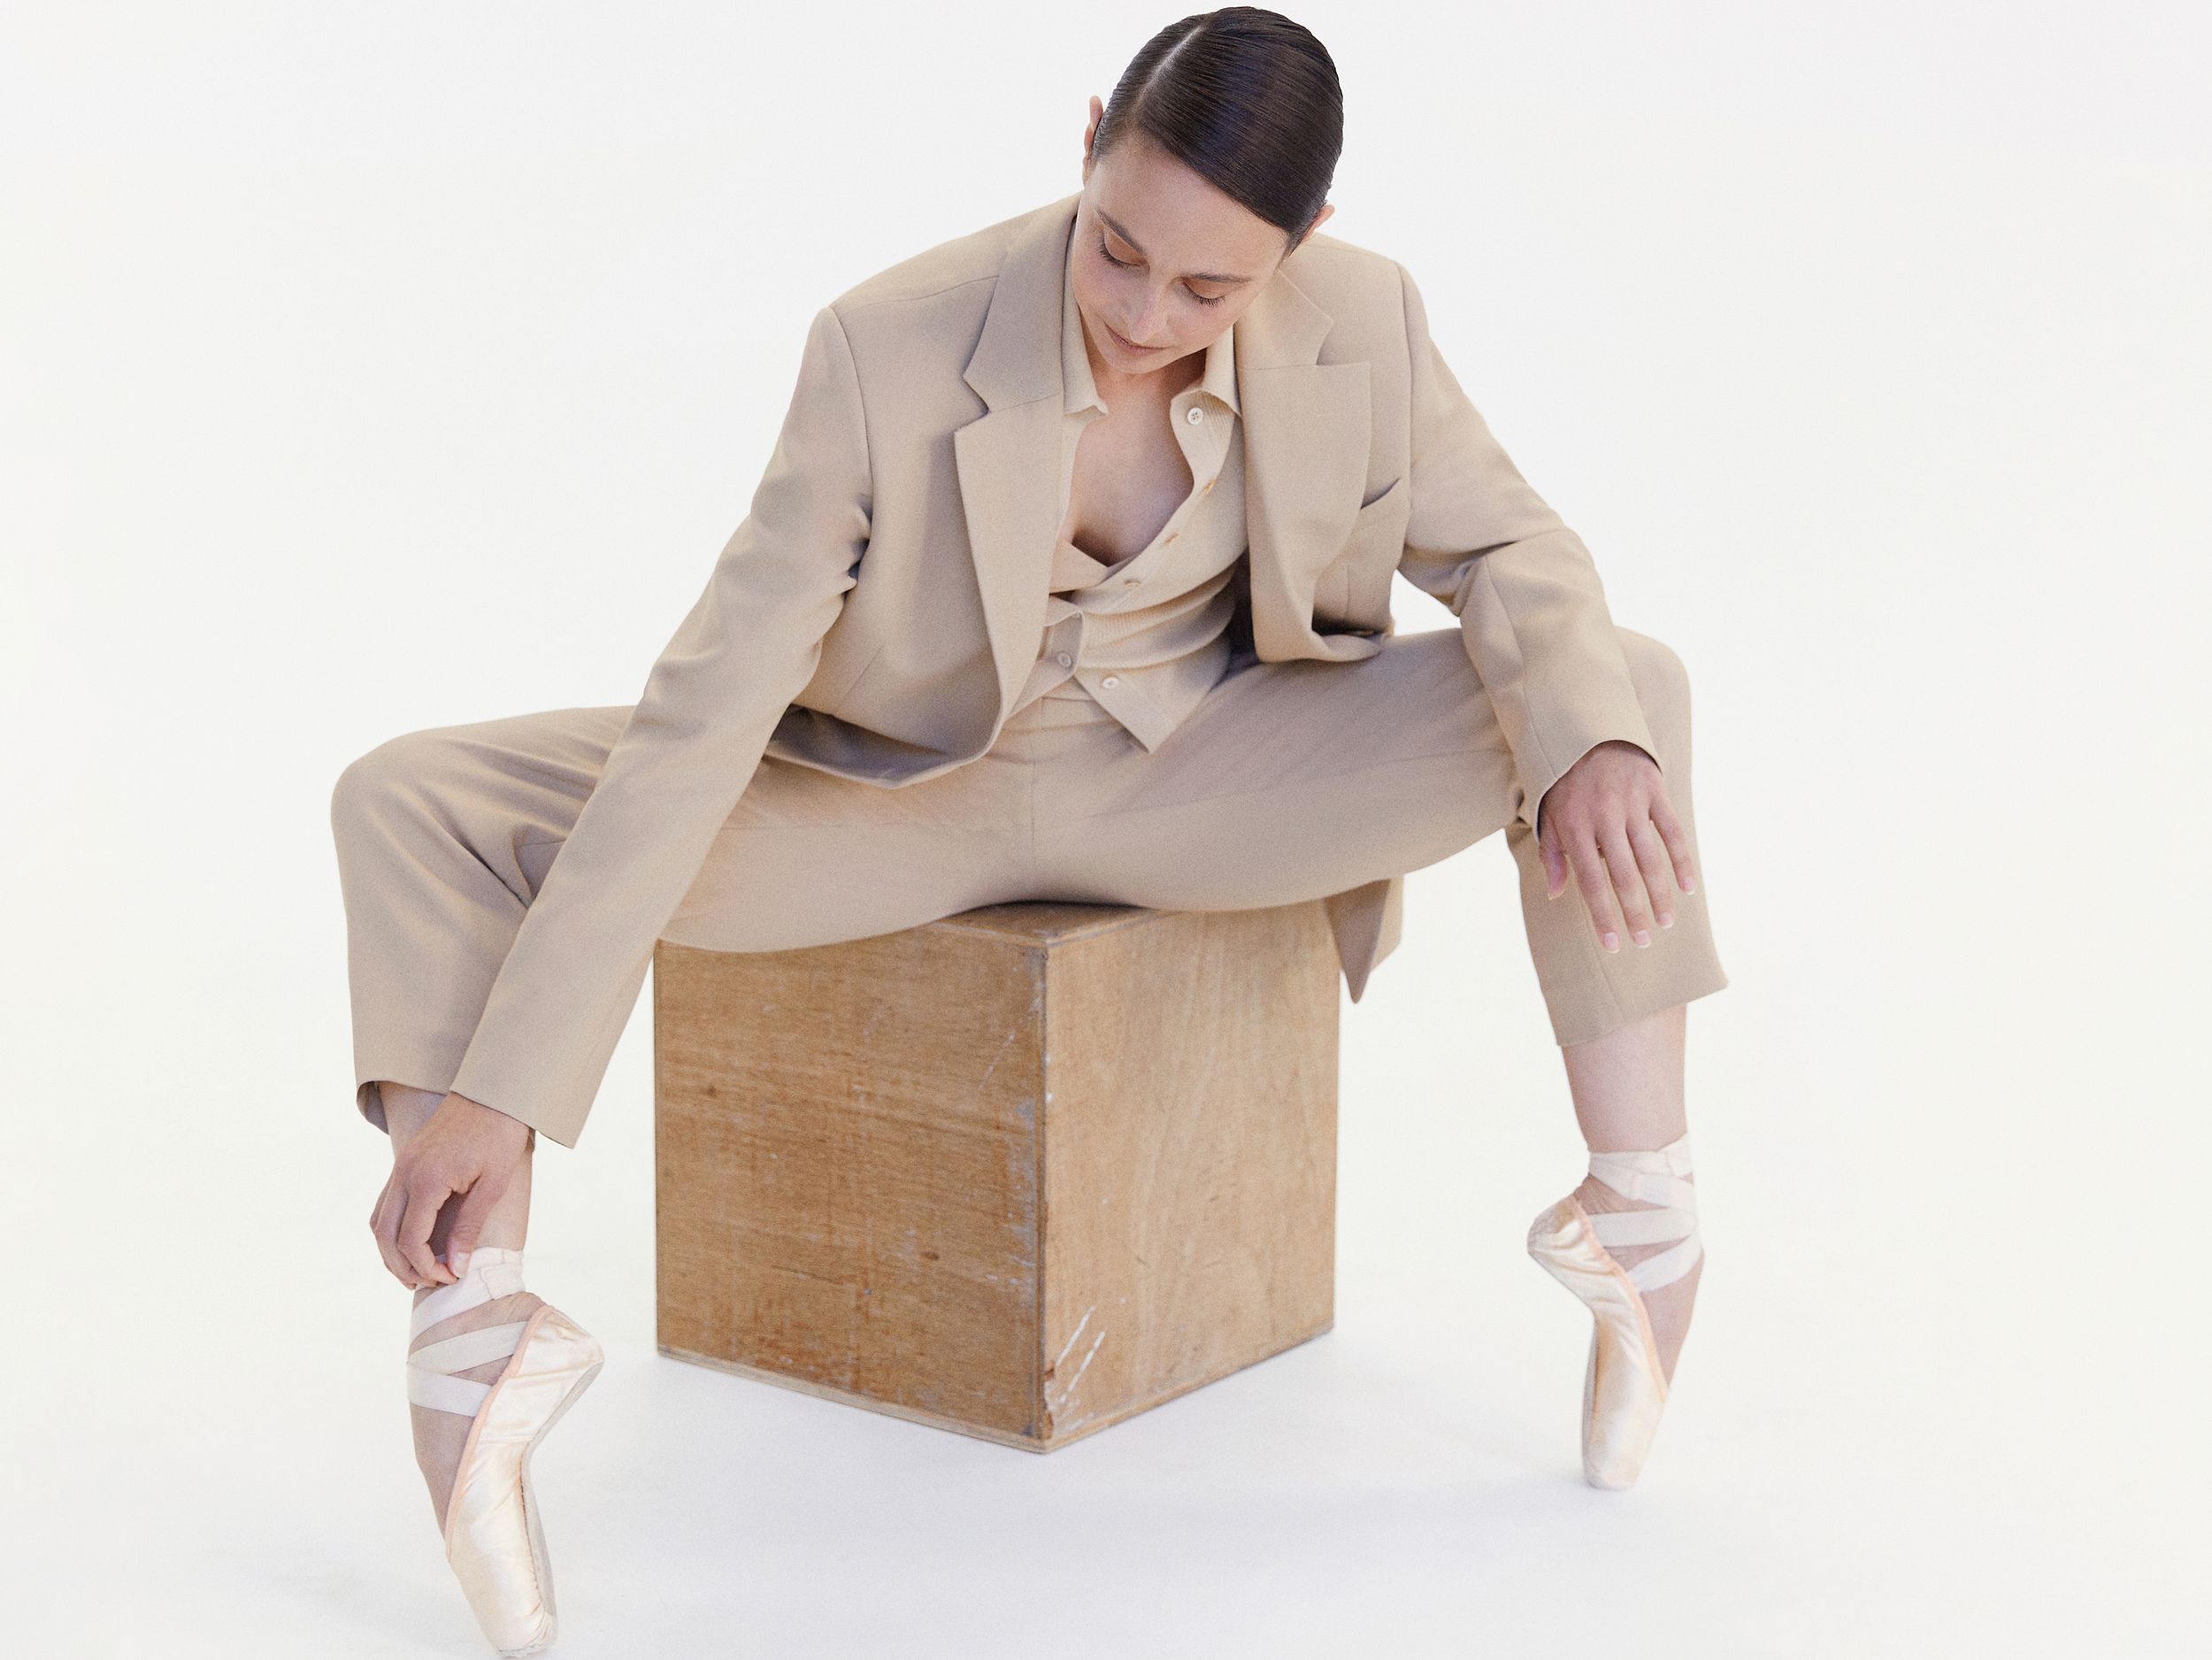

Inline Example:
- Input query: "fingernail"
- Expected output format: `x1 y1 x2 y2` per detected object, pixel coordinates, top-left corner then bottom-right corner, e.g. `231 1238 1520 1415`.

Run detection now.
452 1251 470 1279
1683 880 1696 893
1659 912 1675 927
1601 931 1619 951
1633 929 1650 947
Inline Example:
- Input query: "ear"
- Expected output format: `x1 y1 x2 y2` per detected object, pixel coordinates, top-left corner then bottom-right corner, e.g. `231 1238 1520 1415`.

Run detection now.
1294 201 1337 248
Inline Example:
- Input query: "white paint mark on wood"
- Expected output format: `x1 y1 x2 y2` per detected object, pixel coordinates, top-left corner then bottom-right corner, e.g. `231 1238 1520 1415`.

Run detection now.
1052 1303 1094 1372
1048 1326 1108 1413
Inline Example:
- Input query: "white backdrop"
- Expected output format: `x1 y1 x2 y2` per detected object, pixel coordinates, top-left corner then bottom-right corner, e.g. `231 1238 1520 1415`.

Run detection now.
4 3 2204 1655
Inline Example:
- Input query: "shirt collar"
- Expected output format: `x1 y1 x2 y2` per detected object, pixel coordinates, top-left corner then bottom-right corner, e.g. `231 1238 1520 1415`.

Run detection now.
1061 228 1240 419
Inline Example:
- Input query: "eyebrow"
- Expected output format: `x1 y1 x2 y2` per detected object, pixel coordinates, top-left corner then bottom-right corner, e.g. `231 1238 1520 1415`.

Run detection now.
1096 210 1256 287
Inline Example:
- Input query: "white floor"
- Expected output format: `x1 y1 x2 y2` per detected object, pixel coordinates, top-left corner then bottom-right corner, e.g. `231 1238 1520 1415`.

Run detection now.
7 842 2193 1657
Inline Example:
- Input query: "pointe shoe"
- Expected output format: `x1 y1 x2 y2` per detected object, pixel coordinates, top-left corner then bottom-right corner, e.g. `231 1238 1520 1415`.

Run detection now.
407 1247 605 1656
1525 1134 1702 1489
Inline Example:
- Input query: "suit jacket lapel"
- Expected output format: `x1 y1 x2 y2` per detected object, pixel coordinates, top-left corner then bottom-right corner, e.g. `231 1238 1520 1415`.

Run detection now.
953 193 1373 724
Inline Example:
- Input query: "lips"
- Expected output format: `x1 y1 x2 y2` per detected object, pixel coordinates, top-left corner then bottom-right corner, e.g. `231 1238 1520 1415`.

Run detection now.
1105 322 1157 355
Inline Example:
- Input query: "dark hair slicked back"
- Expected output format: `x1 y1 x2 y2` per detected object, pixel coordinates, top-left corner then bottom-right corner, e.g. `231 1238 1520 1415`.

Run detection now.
1094 8 1344 252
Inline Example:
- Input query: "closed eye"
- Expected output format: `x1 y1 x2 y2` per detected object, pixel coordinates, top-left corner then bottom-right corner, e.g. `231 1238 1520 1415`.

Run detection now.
1099 234 1227 307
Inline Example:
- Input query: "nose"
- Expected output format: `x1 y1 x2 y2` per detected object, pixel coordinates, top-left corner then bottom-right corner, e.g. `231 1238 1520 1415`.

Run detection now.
1122 289 1172 344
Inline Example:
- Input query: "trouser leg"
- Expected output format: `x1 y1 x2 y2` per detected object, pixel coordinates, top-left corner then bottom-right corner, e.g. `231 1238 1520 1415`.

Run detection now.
652 733 1042 952
1505 628 1729 1044
1025 625 1727 1044
329 702 1050 1135
331 706 634 1134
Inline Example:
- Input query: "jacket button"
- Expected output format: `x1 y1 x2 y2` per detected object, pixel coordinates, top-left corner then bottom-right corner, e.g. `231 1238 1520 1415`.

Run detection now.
1056 652 1072 668
1185 406 1203 425
1102 675 1121 688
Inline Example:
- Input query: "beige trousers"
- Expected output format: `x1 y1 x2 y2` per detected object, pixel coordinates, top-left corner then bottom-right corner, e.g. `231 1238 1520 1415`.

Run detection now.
334 625 1727 1137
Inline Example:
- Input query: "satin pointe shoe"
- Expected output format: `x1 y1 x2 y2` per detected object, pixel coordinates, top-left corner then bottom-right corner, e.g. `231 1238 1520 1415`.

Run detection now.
1525 1133 1702 1490
407 1246 605 1656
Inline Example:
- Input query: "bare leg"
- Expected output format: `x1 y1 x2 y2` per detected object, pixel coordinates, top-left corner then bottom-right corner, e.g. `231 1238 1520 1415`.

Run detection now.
1559 1003 1703 1384
381 1081 545 1531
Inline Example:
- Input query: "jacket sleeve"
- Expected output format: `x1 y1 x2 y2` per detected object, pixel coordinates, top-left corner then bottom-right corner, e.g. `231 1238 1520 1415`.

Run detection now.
1389 259 1658 845
444 303 872 1149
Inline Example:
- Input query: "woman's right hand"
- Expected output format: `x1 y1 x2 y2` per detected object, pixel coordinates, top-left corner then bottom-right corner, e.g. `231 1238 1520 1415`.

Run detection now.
369 1092 534 1289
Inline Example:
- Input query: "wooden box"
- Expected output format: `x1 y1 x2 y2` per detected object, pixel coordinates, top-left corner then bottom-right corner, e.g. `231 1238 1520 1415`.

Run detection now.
651 898 1340 1452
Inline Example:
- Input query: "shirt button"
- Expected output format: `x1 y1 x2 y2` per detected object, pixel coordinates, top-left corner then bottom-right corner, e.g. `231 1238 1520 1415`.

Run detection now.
1185 406 1204 425
1056 652 1072 668
1102 675 1121 688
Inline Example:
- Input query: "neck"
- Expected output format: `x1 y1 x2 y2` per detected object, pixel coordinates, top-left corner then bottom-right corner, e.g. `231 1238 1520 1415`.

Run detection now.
1086 327 1206 405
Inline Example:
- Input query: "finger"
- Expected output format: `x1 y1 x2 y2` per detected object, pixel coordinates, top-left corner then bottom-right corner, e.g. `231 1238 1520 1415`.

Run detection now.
398 1166 461 1287
1569 824 1625 951
1540 814 1568 898
1627 812 1678 929
1648 788 1697 897
441 1170 510 1280
369 1172 419 1288
1599 817 1658 947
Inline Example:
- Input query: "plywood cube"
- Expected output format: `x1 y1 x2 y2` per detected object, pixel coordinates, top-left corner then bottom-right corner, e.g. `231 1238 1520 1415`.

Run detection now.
651 898 1340 1452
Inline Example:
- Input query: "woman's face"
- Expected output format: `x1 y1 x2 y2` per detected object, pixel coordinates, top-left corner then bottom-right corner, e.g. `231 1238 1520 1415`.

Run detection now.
1073 106 1332 380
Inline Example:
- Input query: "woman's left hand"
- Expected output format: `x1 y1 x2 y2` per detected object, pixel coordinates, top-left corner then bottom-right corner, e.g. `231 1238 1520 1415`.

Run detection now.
1535 740 1697 953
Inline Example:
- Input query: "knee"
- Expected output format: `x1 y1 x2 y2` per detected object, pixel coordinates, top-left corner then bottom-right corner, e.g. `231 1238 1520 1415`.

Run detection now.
330 728 450 835
1616 627 1692 731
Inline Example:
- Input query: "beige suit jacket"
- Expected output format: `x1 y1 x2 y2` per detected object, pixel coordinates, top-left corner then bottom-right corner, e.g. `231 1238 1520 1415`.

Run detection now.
442 190 1657 1135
